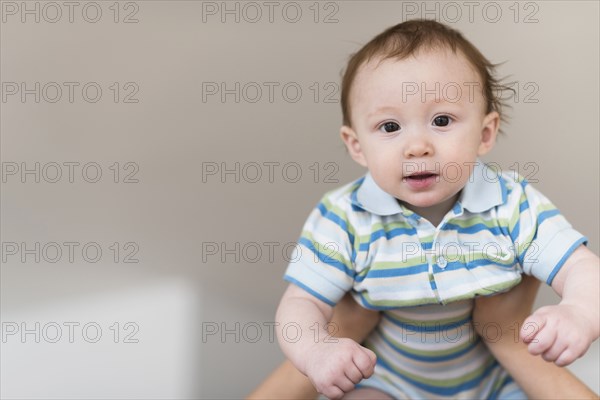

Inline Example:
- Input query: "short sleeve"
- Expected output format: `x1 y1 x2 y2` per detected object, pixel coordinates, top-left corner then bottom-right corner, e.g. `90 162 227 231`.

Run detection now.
508 177 588 285
283 195 356 306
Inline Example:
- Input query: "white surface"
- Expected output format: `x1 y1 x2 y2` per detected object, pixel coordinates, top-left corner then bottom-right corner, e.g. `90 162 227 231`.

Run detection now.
1 278 199 399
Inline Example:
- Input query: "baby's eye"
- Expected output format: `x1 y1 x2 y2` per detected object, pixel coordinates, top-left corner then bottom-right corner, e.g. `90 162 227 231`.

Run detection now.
433 115 451 127
379 121 400 133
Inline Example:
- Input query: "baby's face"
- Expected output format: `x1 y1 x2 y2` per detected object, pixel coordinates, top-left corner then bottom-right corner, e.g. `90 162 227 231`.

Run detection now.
341 47 499 214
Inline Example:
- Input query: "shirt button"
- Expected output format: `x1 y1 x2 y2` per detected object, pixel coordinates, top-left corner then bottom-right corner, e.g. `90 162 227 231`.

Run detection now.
437 256 447 269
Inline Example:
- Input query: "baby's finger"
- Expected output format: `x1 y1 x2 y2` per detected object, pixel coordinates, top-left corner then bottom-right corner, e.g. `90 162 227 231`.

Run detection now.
344 363 364 385
541 338 568 363
554 348 578 367
322 385 344 400
333 375 355 394
353 348 376 378
554 334 591 367
527 323 556 355
520 314 546 343
366 347 377 364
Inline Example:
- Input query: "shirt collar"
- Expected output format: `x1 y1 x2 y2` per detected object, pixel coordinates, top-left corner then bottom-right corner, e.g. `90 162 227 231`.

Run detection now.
352 159 507 217
458 160 508 213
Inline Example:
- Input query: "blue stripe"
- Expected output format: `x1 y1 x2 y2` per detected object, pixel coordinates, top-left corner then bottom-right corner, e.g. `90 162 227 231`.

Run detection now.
316 202 356 246
350 203 363 212
298 237 354 278
452 202 463 215
515 208 560 266
429 278 437 291
538 208 560 225
367 226 416 244
378 330 480 362
383 313 472 332
316 201 358 264
376 352 500 395
443 222 503 236
546 237 588 285
498 222 511 238
519 198 530 213
355 264 429 282
283 275 335 307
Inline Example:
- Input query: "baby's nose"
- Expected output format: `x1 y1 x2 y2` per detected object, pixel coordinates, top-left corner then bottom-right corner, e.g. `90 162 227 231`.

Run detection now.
404 136 434 158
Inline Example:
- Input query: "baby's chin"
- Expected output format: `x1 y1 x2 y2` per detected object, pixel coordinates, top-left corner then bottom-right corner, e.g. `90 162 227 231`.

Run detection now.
396 192 460 211
396 196 442 210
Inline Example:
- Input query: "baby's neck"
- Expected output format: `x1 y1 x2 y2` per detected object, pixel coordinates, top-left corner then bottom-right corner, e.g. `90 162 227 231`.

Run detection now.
400 192 461 228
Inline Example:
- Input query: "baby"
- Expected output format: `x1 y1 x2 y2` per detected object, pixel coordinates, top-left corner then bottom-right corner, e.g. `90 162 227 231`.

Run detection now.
276 19 599 399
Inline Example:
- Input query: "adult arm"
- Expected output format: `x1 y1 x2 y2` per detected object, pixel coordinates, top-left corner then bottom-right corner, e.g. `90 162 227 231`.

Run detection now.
473 274 598 399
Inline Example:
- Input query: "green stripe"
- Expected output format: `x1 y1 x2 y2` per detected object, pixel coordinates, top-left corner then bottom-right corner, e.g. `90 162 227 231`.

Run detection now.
360 257 429 272
360 291 437 307
300 231 352 269
377 329 476 358
375 352 497 387
446 215 510 229
385 310 471 328
508 195 524 232
536 203 557 214
317 196 357 251
356 251 515 276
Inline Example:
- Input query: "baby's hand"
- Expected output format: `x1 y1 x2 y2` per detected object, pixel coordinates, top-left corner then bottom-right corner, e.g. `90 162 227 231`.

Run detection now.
521 303 596 366
304 337 376 399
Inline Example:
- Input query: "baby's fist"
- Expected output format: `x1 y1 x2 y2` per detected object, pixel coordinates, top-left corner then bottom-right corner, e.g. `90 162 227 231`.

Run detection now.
304 338 377 399
521 303 596 366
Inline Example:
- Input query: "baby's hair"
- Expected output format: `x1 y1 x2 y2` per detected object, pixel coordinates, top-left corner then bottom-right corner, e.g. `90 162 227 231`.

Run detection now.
340 19 515 134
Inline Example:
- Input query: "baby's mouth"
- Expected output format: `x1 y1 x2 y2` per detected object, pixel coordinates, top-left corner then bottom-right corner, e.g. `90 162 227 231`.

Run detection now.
404 172 438 181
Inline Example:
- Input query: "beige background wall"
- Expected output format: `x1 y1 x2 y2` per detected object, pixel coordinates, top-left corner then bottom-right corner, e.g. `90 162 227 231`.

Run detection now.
1 1 598 398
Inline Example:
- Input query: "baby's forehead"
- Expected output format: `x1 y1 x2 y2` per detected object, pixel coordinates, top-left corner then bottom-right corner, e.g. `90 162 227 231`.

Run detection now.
360 48 482 85
351 49 486 106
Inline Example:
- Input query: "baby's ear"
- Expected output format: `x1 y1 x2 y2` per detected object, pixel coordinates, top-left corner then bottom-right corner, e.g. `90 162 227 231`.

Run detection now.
478 111 500 156
340 125 368 167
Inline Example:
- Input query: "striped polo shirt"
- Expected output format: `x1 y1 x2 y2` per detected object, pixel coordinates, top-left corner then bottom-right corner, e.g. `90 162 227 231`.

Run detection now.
284 159 588 309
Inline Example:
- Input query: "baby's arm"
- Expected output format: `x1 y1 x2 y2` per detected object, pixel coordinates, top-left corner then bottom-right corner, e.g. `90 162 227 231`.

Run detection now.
522 245 600 366
275 284 377 399
474 274 598 399
247 293 381 400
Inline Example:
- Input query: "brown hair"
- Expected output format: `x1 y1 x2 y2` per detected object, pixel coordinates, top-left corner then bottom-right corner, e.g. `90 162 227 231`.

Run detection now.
340 19 514 133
